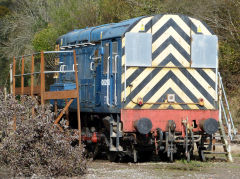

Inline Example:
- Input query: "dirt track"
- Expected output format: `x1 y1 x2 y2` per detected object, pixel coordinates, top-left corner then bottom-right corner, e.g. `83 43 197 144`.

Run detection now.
85 145 240 179
85 158 240 179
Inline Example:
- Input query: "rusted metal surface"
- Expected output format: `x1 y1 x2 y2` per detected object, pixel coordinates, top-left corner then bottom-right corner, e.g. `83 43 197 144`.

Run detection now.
15 86 40 95
54 100 58 117
31 55 35 116
65 99 69 126
20 56 25 121
40 51 45 105
10 64 13 93
11 50 81 145
44 90 78 100
12 57 16 130
12 57 16 96
54 98 74 125
73 50 81 144
21 56 24 95
56 123 64 132
31 55 34 97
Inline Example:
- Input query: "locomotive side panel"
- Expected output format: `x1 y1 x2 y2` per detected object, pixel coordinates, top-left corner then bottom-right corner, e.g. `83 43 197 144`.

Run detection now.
53 42 123 113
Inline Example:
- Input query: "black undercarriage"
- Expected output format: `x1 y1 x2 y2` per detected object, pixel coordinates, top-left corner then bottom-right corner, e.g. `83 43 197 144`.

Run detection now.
68 112 217 162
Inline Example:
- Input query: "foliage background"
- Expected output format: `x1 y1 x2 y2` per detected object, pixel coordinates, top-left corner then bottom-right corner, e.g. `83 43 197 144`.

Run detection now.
0 0 239 123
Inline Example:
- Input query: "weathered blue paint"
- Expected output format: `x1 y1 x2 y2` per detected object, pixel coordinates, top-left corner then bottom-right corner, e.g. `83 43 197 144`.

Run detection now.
50 39 122 113
51 16 144 114
57 17 142 45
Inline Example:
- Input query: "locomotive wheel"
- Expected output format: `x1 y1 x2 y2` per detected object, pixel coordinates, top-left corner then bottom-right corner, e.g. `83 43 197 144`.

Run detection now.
107 151 118 162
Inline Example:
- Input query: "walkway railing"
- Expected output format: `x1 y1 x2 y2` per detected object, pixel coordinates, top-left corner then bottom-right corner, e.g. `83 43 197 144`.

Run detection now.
12 50 81 144
218 72 237 140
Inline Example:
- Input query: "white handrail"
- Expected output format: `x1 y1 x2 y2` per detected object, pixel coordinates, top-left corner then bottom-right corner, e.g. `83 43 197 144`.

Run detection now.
218 72 237 139
107 56 110 106
90 62 94 71
114 55 118 105
124 59 127 102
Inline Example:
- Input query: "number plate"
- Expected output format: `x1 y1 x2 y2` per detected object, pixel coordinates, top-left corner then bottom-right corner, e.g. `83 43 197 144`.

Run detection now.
101 79 110 86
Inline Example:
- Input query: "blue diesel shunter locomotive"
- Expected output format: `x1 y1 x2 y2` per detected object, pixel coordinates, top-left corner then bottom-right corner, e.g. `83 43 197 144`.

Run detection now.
51 14 220 162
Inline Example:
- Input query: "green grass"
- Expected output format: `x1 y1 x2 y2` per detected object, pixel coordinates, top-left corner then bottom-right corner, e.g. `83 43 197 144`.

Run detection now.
163 160 211 171
232 153 240 158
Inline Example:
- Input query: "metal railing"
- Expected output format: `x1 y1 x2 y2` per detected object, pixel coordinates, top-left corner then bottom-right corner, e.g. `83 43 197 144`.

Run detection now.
218 72 237 140
12 50 82 144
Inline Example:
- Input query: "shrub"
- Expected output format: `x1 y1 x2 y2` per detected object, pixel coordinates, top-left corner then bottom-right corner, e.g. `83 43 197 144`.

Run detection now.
32 26 59 52
0 91 87 177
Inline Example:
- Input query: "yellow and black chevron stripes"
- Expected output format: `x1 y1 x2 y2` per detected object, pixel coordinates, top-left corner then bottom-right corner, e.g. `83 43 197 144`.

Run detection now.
121 14 217 110
189 17 212 35
123 67 216 110
152 15 191 66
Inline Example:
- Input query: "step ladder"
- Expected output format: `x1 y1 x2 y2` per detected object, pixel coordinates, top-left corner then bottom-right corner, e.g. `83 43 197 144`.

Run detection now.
218 72 237 139
109 114 123 151
204 124 232 160
201 125 233 162
202 73 236 162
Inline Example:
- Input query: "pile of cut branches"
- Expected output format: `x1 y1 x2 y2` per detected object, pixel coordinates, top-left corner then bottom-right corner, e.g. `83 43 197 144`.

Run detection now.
0 91 87 177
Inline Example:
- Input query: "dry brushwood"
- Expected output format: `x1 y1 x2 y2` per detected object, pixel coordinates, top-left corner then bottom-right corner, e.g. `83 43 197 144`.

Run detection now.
0 91 87 177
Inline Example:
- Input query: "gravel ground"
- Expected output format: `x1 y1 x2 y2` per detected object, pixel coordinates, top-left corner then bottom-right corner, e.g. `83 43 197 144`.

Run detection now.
85 157 240 179
1 144 239 179
85 144 240 179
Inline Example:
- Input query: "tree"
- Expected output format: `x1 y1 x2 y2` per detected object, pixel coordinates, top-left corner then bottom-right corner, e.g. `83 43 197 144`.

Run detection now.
0 0 239 94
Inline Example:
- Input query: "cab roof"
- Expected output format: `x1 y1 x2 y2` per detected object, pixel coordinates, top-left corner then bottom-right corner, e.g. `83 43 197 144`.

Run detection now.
57 17 143 46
